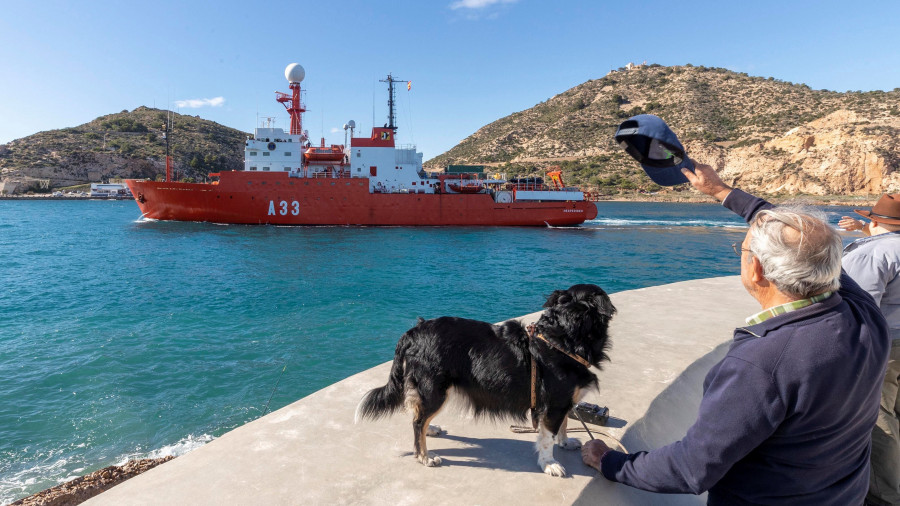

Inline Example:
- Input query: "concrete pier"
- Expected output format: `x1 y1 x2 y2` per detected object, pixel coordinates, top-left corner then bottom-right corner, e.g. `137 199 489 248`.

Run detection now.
85 276 757 505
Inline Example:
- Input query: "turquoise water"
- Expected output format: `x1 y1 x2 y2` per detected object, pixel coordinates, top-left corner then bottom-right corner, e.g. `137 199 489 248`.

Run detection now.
0 199 860 503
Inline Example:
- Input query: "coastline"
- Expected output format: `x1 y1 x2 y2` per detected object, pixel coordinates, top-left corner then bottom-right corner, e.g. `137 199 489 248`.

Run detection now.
10 458 173 506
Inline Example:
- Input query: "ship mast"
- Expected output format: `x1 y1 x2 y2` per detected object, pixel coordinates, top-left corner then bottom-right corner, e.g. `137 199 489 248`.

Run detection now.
162 111 173 182
380 73 405 132
277 64 307 136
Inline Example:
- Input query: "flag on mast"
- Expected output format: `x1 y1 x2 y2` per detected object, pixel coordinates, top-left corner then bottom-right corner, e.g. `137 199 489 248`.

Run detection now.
407 81 411 91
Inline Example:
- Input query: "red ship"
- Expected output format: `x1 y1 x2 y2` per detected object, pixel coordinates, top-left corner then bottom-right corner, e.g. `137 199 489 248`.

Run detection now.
126 64 598 226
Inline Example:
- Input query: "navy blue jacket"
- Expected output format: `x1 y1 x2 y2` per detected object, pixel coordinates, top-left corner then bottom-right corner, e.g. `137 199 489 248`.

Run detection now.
600 189 891 505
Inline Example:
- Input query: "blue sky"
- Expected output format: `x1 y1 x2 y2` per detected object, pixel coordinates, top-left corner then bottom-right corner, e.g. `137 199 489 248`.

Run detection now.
1 0 899 160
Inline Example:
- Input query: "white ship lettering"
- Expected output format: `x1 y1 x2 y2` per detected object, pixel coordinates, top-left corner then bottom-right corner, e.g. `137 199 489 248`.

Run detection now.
269 200 301 216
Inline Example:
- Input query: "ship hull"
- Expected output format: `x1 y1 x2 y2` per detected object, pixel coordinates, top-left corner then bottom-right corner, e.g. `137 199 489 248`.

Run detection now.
126 172 597 226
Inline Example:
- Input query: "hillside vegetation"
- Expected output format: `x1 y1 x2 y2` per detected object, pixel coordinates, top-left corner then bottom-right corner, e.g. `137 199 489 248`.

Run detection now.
0 107 246 193
427 64 900 197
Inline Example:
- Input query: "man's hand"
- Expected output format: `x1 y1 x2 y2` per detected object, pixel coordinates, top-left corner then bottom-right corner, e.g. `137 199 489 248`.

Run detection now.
839 216 866 232
681 163 732 202
582 439 612 471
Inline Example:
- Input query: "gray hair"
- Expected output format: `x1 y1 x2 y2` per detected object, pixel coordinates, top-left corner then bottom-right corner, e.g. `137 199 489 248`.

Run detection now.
748 205 842 299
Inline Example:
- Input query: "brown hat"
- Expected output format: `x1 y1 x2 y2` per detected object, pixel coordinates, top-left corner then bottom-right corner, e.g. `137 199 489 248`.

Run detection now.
855 194 900 225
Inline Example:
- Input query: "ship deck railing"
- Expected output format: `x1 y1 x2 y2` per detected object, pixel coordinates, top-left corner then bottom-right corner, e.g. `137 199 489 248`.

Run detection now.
289 169 354 179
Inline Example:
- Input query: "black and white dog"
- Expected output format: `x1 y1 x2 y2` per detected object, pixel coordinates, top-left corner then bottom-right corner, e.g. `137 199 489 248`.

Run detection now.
355 284 615 476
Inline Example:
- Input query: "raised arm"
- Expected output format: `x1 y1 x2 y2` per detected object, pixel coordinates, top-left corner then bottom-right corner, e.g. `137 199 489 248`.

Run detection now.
680 165 773 223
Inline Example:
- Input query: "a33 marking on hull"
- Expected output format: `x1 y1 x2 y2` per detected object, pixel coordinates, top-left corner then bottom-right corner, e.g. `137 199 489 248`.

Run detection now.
268 200 301 216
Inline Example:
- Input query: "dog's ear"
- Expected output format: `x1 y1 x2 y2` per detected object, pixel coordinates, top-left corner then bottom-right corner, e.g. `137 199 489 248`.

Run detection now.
543 289 571 308
591 293 617 318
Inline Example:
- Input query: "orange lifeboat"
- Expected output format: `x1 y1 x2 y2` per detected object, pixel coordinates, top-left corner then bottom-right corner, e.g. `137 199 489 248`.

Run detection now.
304 145 345 163
448 183 484 194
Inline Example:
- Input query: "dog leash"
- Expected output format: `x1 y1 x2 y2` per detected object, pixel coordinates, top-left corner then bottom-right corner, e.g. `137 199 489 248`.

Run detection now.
508 425 628 454
531 332 592 368
570 407 595 440
526 323 592 369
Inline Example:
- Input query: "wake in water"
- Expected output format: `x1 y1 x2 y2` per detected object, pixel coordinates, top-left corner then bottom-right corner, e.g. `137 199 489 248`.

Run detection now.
587 217 746 228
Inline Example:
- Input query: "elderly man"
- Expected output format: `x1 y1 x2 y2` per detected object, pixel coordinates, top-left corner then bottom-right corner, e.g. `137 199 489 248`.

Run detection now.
839 195 900 506
583 165 891 505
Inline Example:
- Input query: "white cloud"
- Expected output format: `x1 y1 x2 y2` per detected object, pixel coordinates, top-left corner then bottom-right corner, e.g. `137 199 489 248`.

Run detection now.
450 0 517 9
330 127 342 133
174 96 225 108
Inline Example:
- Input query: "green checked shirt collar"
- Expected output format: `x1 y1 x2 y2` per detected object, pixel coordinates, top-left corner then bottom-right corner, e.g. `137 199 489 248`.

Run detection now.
745 292 834 325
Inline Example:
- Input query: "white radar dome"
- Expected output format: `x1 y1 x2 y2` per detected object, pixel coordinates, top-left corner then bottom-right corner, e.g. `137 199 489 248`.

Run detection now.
285 63 305 83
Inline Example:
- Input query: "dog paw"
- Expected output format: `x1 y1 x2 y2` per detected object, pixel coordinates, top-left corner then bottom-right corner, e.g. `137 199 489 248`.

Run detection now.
558 438 581 451
418 452 443 467
540 460 567 477
426 424 445 437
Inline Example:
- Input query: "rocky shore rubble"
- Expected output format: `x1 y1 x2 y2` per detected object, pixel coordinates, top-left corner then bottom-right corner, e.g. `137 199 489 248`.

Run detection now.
11 457 174 506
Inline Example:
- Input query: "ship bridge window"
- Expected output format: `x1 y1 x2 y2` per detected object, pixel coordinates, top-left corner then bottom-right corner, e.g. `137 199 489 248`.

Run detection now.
250 152 257 156
250 166 257 171
263 152 270 157
284 152 291 156
263 167 270 171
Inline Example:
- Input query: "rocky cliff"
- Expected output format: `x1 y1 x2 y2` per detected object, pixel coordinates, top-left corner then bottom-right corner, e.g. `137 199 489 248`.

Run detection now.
697 110 899 195
427 64 900 196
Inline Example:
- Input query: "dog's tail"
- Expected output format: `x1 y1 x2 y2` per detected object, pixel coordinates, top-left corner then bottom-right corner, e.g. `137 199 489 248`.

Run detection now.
355 322 418 423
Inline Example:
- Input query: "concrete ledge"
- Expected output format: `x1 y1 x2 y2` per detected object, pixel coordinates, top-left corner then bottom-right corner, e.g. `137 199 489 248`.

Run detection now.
85 276 757 505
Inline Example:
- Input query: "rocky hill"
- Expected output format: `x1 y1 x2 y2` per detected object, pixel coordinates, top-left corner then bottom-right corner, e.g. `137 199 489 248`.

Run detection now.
0 107 246 194
3 65 899 197
427 64 900 197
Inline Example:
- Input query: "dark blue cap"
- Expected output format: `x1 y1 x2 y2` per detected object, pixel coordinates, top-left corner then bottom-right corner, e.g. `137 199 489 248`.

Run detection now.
615 114 694 186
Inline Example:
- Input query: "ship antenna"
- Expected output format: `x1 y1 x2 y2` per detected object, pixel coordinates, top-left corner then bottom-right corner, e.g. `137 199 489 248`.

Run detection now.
379 73 405 132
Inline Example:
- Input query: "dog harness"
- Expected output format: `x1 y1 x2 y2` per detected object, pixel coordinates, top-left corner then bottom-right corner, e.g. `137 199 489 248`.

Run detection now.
526 323 592 428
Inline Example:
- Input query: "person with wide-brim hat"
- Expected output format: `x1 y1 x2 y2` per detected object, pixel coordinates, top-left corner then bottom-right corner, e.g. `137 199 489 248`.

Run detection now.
839 193 900 506
839 193 900 234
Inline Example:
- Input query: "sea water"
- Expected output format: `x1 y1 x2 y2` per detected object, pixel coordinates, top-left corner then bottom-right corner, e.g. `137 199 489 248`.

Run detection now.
0 199 862 503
